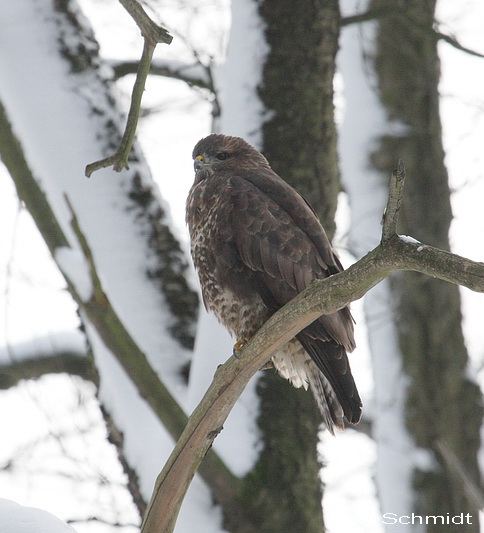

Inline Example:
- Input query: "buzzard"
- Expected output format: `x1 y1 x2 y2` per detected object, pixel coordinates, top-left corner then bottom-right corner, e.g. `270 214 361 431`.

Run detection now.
186 134 361 433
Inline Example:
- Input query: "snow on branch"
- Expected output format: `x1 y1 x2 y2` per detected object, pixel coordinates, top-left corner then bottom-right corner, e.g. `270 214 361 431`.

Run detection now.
63 196 241 513
140 162 484 533
85 0 172 177
0 333 89 389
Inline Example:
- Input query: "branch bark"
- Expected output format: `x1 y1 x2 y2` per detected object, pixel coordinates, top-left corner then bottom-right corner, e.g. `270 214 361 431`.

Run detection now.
0 353 90 389
381 159 405 242
140 166 484 532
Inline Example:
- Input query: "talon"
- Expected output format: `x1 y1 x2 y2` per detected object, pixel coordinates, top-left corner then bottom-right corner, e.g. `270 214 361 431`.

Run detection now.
233 337 251 356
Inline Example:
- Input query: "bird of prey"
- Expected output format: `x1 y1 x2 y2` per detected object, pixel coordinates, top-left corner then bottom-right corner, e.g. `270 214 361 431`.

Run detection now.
186 134 361 433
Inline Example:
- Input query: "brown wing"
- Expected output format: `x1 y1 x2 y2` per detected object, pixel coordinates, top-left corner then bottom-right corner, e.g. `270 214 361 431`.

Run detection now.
221 170 361 423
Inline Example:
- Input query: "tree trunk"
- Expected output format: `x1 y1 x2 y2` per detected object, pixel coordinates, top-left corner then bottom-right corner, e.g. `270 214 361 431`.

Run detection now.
260 0 341 237
235 2 342 532
371 0 482 529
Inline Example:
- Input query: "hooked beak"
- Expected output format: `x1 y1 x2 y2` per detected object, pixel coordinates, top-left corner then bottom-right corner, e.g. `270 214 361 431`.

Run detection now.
194 154 207 172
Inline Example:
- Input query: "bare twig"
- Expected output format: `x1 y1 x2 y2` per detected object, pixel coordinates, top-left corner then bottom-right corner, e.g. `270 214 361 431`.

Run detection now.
86 39 156 177
111 59 213 90
140 168 484 532
85 0 172 177
118 0 172 44
435 29 484 59
435 440 484 510
341 6 399 26
342 9 484 59
381 159 406 242
67 516 140 528
0 353 90 389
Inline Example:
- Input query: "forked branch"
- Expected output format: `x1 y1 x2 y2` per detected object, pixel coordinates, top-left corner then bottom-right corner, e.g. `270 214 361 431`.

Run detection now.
85 0 172 177
140 165 484 532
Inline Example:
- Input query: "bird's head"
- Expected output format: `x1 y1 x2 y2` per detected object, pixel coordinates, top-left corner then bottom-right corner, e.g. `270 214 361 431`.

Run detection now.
192 134 270 179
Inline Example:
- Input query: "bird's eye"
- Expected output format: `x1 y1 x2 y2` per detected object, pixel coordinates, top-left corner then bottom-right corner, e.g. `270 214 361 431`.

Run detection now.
215 152 230 161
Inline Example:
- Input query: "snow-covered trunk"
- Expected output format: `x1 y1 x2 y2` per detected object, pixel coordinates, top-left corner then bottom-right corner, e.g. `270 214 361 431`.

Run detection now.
0 2 231 531
371 0 482 529
338 1 418 525
339 0 482 530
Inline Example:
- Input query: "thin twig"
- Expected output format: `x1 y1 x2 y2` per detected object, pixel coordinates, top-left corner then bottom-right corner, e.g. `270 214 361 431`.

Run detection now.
381 159 406 242
435 30 484 59
435 439 484 510
112 60 213 90
85 0 172 177
118 0 172 44
341 6 399 26
86 39 156 177
342 9 484 59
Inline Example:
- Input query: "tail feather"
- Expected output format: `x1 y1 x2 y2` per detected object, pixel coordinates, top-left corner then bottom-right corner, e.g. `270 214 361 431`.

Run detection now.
305 362 344 435
271 337 361 434
297 333 362 426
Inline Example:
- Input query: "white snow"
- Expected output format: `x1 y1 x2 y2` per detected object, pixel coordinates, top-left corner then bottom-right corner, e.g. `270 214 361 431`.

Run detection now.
0 0 190 391
0 330 85 365
214 0 269 148
186 308 261 476
83 317 225 533
55 247 93 302
0 499 76 533
399 235 421 245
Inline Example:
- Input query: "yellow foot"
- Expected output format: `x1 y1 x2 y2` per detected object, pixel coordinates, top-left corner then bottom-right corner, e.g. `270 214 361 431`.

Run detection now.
233 337 251 356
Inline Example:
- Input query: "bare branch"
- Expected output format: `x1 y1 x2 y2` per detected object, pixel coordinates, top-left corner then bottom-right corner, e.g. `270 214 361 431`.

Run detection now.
341 6 399 26
140 169 484 532
85 0 172 177
341 9 484 59
435 440 484 510
117 0 172 45
435 29 484 59
381 159 406 242
0 353 91 389
111 59 213 91
86 39 156 177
